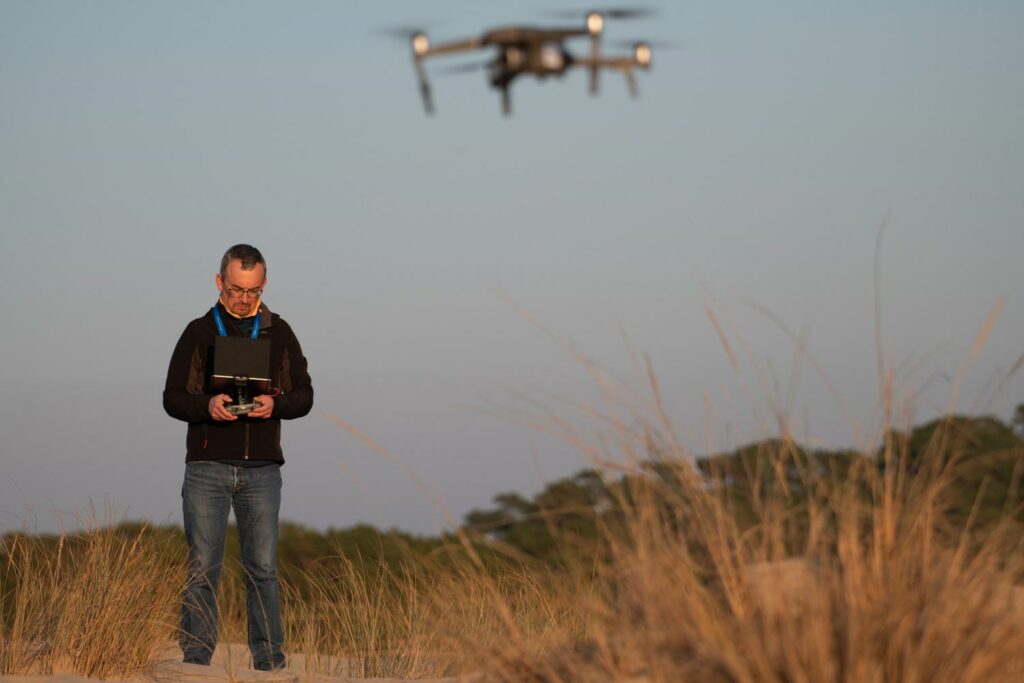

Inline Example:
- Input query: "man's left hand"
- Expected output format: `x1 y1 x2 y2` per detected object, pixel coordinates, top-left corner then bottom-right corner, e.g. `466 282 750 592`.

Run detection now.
249 395 274 419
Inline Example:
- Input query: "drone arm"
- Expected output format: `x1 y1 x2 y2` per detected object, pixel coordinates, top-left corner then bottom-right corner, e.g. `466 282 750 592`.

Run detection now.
536 27 591 41
572 58 642 99
421 37 484 57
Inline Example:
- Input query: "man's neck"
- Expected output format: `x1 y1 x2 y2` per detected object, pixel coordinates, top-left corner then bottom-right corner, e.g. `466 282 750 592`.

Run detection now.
218 298 261 320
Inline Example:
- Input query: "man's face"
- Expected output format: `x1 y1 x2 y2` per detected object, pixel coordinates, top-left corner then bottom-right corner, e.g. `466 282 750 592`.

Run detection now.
216 260 267 317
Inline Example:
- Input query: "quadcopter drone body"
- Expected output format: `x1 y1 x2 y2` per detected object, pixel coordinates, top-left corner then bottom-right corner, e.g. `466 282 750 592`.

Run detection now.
407 11 653 115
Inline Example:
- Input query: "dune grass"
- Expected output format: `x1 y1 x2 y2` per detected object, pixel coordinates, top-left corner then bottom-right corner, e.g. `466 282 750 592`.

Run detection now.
0 518 184 678
447 320 1024 681
461 433 1024 682
3 336 1022 682
2 426 1021 681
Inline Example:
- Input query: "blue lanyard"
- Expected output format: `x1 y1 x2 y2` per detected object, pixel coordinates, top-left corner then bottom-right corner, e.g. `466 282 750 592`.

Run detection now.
212 304 261 338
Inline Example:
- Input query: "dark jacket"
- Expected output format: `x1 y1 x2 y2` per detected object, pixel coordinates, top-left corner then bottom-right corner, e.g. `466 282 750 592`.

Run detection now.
163 301 313 463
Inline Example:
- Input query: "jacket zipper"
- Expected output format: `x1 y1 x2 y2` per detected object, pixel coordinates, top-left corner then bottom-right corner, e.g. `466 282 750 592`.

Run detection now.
244 422 250 460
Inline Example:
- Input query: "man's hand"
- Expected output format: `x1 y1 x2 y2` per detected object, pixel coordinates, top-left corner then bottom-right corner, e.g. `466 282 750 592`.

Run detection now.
209 394 238 421
248 395 274 419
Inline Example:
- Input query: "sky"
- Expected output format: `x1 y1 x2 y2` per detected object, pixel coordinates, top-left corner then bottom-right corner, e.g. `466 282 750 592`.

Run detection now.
1 1 1022 536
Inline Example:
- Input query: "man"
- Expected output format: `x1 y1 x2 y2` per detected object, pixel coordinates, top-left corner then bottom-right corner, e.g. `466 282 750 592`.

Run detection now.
163 244 313 671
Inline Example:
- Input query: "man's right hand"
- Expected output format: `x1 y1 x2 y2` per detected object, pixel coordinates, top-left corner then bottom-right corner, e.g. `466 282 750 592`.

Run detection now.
209 394 238 421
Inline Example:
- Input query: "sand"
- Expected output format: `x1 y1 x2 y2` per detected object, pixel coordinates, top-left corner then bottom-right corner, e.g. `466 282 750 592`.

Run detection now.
0 642 460 683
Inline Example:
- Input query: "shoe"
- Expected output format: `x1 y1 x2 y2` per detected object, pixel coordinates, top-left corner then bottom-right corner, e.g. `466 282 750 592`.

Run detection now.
253 657 286 671
182 657 211 666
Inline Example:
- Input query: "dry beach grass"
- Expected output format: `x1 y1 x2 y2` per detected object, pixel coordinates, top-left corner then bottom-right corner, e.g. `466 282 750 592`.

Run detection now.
0 518 183 678
3 302 1023 681
4 405 1021 682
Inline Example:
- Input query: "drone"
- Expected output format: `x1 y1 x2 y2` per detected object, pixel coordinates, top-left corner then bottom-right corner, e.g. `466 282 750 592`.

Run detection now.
400 9 656 116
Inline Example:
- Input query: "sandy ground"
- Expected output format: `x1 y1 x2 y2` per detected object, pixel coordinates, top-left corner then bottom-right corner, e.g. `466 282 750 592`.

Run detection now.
0 642 460 683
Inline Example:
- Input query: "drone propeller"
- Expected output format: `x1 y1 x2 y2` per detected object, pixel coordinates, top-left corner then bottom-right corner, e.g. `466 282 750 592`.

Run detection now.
375 25 433 42
610 39 677 50
546 7 656 20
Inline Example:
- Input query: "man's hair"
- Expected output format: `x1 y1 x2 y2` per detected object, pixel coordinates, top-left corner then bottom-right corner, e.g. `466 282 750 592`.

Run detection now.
220 244 266 278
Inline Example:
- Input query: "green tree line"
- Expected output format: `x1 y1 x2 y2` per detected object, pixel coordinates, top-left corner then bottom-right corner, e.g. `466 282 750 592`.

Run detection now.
4 407 1022 592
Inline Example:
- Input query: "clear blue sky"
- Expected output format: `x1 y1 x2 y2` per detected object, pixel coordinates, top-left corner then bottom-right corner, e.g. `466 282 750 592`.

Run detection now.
2 1 1021 535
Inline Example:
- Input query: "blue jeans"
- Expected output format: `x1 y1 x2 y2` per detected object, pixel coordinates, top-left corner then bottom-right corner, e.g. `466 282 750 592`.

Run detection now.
180 461 284 670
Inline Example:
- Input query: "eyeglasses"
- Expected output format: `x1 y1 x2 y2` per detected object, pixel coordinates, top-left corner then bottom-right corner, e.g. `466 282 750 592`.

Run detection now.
224 286 263 299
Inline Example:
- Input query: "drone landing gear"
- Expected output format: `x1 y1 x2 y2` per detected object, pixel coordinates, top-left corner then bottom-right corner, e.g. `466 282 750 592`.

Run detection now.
589 31 601 95
500 85 512 116
623 68 638 98
414 56 434 115
491 72 517 116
